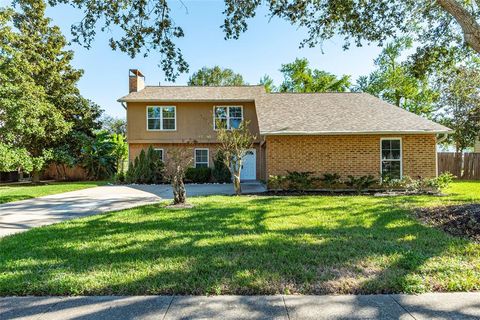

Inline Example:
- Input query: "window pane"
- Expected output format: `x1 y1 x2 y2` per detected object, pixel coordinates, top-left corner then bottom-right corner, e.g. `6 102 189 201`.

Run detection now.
215 107 227 118
229 107 242 118
162 107 175 118
381 140 391 150
195 163 208 168
148 119 161 130
154 149 163 160
391 149 401 159
163 118 175 130
195 150 208 163
382 161 401 180
215 118 227 129
230 118 242 129
391 140 400 149
148 107 160 119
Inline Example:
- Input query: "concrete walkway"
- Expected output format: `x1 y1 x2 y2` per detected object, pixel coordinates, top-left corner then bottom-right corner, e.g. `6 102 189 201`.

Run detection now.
0 182 266 237
1 293 479 319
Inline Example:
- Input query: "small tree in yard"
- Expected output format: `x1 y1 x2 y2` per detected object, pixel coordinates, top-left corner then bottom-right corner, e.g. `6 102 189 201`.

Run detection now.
216 121 256 195
165 146 193 206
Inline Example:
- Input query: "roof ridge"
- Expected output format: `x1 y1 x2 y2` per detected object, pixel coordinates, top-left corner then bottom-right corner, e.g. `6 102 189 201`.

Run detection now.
144 85 264 88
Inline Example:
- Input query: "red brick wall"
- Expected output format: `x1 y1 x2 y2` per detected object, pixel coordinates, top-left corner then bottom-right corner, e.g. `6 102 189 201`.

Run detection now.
266 134 437 179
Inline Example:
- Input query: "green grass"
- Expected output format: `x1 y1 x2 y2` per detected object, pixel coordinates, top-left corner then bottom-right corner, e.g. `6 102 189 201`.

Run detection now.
0 181 108 204
0 181 479 295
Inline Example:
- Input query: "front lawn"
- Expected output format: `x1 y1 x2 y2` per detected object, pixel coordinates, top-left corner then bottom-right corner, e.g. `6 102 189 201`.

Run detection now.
0 181 479 295
0 181 108 204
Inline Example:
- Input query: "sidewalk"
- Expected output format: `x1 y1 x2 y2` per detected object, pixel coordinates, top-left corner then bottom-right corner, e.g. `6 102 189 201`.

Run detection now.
1 293 479 319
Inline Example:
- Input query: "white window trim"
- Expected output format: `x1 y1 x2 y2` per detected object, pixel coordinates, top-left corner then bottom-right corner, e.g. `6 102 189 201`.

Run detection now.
146 106 177 131
380 137 403 181
194 148 209 168
213 105 244 130
153 148 164 161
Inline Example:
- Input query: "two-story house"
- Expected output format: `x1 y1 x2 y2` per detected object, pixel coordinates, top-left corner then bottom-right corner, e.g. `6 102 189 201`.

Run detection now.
118 69 451 183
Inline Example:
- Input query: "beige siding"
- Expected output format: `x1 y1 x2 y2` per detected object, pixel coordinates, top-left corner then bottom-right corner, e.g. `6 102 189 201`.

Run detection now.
126 101 260 144
129 143 264 180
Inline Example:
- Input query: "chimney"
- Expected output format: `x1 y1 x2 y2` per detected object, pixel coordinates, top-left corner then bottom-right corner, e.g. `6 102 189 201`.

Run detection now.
129 69 145 93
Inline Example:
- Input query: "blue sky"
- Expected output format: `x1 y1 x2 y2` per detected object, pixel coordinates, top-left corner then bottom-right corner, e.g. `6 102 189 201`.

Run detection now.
3 0 383 118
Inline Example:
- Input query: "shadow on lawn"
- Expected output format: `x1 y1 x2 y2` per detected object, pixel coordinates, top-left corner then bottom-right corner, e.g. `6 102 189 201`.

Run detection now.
0 195 476 296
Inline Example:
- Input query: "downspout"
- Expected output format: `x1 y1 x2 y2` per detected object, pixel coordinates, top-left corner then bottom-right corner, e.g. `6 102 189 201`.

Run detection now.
435 133 449 177
120 102 127 110
436 133 448 144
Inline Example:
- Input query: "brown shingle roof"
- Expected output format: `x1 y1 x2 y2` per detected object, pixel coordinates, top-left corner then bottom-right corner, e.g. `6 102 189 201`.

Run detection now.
256 93 451 134
118 85 264 102
118 86 451 134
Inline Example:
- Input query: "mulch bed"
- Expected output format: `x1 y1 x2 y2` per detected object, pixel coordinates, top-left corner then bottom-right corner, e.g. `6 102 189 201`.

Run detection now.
416 204 480 243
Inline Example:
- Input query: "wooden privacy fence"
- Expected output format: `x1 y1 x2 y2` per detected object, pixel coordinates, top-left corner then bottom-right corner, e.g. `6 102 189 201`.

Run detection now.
437 152 480 180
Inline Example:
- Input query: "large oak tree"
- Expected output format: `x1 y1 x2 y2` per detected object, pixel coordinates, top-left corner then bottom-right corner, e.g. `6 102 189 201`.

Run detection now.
33 0 480 80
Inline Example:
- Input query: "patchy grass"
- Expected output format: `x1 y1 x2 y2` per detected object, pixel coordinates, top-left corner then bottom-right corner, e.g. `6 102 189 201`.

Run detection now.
0 181 108 204
0 181 479 296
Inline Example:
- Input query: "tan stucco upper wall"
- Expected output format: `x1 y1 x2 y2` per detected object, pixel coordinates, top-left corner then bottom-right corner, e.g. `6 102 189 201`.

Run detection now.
126 101 260 143
475 139 480 152
266 134 437 179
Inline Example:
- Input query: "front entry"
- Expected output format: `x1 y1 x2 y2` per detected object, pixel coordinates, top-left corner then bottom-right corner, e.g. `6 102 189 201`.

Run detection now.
241 149 256 181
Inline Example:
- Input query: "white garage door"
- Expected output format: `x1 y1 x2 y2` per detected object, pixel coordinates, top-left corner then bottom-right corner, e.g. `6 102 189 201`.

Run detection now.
241 149 256 181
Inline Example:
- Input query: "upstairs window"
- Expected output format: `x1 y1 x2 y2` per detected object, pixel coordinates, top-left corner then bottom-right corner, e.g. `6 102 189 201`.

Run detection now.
147 106 176 131
195 149 209 168
214 106 243 130
381 138 402 180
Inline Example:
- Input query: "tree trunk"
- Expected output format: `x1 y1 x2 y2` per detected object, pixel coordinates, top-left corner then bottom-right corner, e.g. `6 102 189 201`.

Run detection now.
31 170 41 184
233 173 241 195
172 174 186 204
437 0 480 54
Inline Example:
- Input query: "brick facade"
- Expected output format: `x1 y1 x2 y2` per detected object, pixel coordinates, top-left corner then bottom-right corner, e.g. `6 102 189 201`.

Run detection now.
129 143 263 180
265 134 437 179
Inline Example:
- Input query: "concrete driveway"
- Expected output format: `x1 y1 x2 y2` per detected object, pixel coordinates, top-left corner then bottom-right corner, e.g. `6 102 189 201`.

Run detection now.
0 182 265 237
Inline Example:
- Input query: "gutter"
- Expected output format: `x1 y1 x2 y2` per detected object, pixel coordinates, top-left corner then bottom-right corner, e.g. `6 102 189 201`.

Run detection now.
260 130 453 136
436 132 449 144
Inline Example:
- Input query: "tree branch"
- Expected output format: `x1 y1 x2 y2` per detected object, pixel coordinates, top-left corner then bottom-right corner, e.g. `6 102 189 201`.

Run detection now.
437 0 480 53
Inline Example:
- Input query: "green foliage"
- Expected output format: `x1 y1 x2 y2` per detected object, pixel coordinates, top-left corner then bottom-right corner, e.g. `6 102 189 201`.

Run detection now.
320 173 341 189
80 132 116 180
279 58 351 92
0 3 103 180
267 175 286 190
111 133 128 173
403 173 455 194
101 115 127 136
354 38 438 118
212 151 232 183
345 175 377 194
0 143 33 172
185 167 212 183
125 146 165 184
188 66 245 86
259 74 276 93
284 171 315 191
436 66 480 152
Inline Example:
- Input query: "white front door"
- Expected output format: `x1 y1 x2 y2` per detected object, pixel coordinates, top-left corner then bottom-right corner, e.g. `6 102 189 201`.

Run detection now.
240 149 256 181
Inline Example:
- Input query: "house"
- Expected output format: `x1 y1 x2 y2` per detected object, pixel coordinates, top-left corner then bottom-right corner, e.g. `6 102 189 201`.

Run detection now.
118 69 451 183
475 139 480 153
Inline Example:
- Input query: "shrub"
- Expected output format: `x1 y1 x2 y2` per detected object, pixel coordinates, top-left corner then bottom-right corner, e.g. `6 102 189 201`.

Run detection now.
267 175 287 190
212 151 231 183
285 171 314 191
185 167 212 183
125 147 165 184
404 172 455 194
320 173 341 189
345 175 377 194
